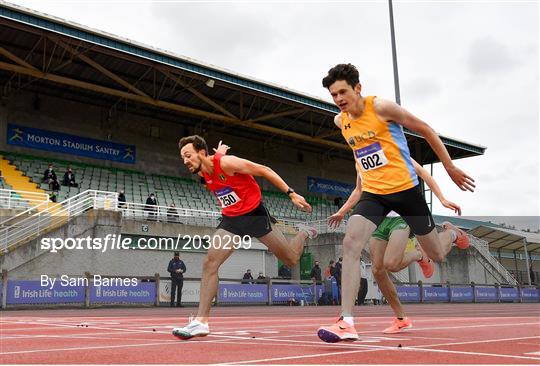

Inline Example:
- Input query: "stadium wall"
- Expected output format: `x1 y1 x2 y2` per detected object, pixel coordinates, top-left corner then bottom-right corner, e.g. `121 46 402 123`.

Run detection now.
4 210 275 281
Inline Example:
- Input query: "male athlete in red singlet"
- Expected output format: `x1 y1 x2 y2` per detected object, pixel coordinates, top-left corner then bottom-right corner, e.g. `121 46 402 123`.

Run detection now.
172 135 317 339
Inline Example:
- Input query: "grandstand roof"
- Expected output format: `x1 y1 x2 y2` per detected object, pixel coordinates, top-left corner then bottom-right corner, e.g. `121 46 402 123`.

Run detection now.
468 226 540 254
0 1 486 162
435 214 540 254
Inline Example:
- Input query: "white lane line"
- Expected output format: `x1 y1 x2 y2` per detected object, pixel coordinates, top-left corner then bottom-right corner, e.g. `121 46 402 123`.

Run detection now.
219 339 540 365
0 336 255 356
410 335 540 349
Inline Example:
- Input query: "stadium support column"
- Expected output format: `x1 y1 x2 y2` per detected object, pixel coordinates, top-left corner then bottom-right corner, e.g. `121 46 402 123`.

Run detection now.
513 250 519 282
523 239 531 285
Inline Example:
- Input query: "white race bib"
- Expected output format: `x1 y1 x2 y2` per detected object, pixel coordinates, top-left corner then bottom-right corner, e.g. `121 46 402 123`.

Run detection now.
215 187 241 208
354 142 388 172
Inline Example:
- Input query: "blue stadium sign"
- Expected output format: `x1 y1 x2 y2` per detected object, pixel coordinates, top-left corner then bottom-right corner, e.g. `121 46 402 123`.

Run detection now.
307 176 354 197
7 123 136 164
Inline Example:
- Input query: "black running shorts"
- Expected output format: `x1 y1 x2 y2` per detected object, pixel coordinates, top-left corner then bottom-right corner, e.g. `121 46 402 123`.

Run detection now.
217 202 277 238
351 185 435 236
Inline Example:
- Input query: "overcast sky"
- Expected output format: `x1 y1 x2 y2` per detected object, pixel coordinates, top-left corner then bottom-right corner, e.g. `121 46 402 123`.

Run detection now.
8 0 540 229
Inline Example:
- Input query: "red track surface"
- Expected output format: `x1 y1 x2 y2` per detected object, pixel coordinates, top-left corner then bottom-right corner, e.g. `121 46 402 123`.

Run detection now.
1 303 539 364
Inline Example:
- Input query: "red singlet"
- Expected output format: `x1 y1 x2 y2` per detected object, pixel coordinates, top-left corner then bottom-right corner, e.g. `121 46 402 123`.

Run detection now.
201 154 262 216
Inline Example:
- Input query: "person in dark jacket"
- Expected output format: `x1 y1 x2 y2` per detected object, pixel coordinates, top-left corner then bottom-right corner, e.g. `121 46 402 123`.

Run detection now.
242 269 254 284
49 177 60 192
310 261 322 283
167 252 186 307
62 167 78 187
145 193 158 221
278 264 292 279
118 190 126 209
43 164 57 184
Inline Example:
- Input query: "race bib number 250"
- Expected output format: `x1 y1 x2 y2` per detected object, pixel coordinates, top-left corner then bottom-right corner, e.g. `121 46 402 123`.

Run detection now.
354 142 388 171
215 187 241 208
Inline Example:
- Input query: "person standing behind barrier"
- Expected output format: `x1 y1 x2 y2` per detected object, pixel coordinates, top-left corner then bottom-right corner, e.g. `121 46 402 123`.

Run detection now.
310 261 322 283
168 252 186 307
242 269 254 284
324 260 335 279
357 260 368 305
334 257 343 290
118 190 126 209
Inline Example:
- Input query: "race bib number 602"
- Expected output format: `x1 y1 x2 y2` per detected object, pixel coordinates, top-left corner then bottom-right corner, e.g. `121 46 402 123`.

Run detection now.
354 142 388 171
215 187 241 208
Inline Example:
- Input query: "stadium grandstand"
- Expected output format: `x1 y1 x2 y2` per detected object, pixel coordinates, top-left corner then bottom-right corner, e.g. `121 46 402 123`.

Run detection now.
0 0 537 315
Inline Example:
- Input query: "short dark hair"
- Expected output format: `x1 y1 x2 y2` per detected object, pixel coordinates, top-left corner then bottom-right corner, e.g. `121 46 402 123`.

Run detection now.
178 135 208 155
322 63 360 89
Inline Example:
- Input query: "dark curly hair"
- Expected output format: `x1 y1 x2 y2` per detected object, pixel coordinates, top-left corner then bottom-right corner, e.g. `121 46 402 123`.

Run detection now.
178 135 208 155
322 63 360 89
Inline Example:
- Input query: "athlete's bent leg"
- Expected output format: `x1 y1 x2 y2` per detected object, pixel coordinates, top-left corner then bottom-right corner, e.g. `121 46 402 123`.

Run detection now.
382 228 415 272
415 228 453 263
370 237 405 318
258 225 309 267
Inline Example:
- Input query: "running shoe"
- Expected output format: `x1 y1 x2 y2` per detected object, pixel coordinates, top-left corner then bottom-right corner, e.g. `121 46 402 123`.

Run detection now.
317 316 359 343
442 221 470 249
416 244 434 278
297 224 318 239
172 318 210 339
382 317 412 334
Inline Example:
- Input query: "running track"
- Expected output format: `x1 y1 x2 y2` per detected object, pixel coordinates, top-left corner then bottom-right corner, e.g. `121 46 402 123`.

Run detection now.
1 303 539 364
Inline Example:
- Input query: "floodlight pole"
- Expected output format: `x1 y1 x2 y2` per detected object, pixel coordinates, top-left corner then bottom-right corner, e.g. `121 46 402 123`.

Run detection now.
388 0 401 106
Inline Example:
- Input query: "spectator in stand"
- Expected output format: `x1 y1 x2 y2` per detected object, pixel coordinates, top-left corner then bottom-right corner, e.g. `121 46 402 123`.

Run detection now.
310 260 322 283
529 260 536 285
242 269 254 284
43 164 57 184
118 190 126 209
278 264 292 280
145 193 158 221
49 177 60 192
257 272 266 281
167 203 179 223
167 251 186 307
62 167 78 187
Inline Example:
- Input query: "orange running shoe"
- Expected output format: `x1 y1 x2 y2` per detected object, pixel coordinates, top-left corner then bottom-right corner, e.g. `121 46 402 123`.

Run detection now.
416 244 434 278
382 317 412 334
317 316 359 343
442 221 470 249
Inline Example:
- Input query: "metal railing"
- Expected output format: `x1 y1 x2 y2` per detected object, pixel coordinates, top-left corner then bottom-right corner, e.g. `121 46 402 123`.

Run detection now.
119 202 221 227
0 189 49 210
0 190 118 253
470 236 518 285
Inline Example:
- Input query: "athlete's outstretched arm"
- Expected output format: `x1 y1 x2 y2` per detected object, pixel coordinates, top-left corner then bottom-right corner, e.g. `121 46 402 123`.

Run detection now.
374 98 475 192
219 155 312 213
412 159 461 215
328 166 362 229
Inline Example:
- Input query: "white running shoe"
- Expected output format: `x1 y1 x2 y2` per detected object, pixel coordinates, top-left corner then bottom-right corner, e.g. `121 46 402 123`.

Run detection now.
297 224 318 239
172 319 210 339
